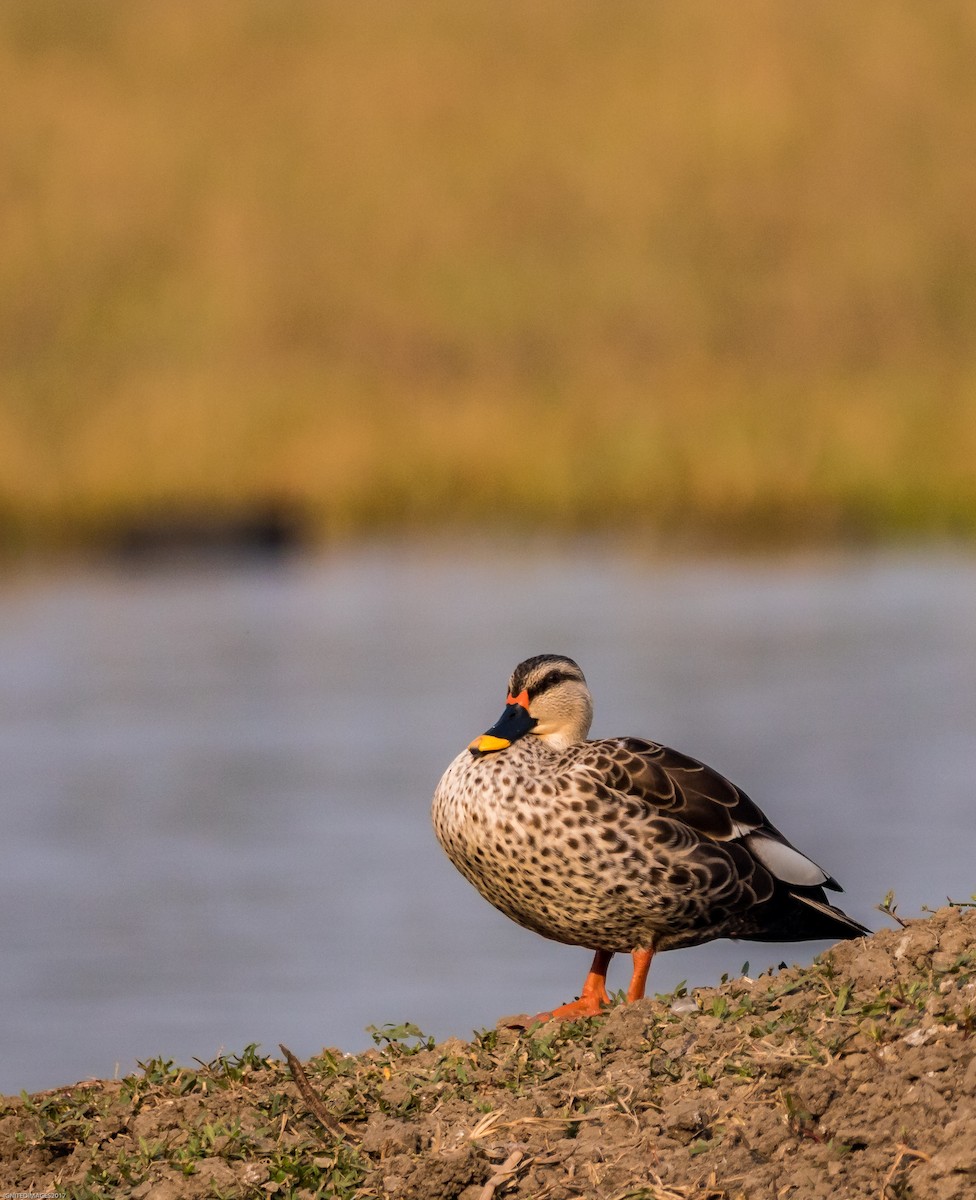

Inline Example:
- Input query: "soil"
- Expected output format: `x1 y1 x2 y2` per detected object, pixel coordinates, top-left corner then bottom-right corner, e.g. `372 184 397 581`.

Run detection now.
3 904 976 1200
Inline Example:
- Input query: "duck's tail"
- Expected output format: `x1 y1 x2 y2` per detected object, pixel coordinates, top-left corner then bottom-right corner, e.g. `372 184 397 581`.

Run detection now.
747 890 870 944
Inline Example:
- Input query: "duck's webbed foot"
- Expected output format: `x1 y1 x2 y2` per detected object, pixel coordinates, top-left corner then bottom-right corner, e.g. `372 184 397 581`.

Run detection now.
500 949 613 1028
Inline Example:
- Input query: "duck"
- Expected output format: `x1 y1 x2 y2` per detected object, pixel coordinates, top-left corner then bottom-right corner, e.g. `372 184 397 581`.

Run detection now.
432 653 868 1023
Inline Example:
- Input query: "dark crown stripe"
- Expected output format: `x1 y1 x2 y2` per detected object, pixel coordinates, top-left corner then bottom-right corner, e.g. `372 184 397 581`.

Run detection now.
509 655 585 699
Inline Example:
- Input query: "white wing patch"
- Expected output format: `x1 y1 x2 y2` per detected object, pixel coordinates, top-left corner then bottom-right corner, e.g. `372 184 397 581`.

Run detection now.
744 833 829 886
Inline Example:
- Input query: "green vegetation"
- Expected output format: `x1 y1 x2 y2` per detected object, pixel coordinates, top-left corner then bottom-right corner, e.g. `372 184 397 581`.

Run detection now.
2 2 976 552
4 905 976 1197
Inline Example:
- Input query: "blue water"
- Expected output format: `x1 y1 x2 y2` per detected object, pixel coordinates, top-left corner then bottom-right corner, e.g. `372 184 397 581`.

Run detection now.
2 543 974 1094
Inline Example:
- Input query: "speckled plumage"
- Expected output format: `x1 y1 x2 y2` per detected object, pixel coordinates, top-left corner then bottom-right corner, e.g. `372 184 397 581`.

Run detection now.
432 654 866 1016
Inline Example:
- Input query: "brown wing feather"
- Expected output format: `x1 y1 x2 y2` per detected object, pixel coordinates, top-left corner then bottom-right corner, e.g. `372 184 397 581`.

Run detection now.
576 737 768 838
553 736 867 947
567 737 843 892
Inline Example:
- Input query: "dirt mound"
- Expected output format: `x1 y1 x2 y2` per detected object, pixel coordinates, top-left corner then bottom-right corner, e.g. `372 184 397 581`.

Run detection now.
3 905 976 1199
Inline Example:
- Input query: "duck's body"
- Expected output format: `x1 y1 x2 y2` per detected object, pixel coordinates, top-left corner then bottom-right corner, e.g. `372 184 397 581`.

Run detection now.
432 654 867 1021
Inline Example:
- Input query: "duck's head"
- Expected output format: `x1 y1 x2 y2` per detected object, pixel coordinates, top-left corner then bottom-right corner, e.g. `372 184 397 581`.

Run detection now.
469 654 594 755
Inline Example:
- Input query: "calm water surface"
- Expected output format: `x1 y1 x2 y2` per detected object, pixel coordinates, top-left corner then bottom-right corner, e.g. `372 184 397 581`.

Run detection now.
2 543 974 1094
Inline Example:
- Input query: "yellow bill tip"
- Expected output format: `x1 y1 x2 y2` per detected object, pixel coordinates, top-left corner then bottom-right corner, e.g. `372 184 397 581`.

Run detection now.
469 734 511 754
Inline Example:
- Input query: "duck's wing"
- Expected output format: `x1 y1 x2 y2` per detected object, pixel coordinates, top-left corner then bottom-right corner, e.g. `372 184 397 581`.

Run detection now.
570 736 842 894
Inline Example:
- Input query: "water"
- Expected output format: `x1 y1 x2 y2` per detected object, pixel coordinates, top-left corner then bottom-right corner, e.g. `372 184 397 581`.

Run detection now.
2 543 974 1095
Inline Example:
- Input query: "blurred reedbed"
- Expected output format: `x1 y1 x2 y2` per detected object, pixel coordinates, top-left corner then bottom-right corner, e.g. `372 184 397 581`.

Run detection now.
2 1 975 551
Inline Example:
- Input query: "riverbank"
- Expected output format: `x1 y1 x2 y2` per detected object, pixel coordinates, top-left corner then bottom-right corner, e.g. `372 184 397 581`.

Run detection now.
3 904 974 1199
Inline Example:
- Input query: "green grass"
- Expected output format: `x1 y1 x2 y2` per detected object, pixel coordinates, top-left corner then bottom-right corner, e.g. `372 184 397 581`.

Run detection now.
5 904 976 1197
2 1 976 552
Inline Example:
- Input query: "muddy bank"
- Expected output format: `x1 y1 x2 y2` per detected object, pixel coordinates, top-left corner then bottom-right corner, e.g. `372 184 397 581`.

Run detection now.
3 905 975 1199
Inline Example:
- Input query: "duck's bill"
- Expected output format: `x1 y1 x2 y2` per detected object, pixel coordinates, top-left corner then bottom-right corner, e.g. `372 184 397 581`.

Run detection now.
468 692 536 755
469 733 513 754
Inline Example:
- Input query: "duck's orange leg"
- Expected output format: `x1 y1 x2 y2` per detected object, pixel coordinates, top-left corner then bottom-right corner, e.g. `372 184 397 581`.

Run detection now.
530 949 614 1023
626 947 654 1002
502 947 653 1029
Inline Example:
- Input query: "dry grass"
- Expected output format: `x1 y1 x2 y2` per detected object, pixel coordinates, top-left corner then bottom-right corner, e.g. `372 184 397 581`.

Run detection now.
2 1 976 550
